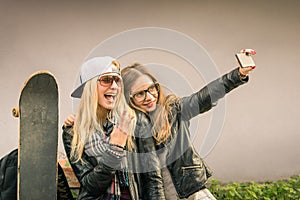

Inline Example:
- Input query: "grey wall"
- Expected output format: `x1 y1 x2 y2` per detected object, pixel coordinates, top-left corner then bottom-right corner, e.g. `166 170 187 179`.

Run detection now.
1 0 299 182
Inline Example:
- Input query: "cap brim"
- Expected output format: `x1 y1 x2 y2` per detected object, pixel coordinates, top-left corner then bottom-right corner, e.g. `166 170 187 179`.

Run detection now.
71 83 86 98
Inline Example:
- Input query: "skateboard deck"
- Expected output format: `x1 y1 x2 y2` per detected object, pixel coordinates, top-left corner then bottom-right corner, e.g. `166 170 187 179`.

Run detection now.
13 71 59 200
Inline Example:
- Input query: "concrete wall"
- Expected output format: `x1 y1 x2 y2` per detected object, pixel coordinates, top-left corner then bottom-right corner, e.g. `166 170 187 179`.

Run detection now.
1 0 299 182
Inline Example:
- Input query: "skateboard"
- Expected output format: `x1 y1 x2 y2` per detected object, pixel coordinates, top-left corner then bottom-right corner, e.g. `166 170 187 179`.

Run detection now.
12 71 59 200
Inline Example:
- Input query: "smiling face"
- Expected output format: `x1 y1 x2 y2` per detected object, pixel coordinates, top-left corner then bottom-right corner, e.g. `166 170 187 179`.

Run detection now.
130 74 159 113
97 73 122 110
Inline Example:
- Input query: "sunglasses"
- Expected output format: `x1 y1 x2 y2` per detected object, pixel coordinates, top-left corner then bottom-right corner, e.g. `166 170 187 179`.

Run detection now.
130 83 159 102
97 75 122 87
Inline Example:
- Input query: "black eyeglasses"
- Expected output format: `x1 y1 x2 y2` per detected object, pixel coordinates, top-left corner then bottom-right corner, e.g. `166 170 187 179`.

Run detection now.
97 75 122 87
130 83 159 102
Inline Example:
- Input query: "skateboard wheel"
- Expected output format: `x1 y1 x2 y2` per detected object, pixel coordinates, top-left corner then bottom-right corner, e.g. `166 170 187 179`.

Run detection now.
12 107 19 117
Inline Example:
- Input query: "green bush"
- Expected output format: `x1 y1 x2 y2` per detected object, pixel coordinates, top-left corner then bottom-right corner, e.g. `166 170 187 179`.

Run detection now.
208 175 300 199
70 175 300 199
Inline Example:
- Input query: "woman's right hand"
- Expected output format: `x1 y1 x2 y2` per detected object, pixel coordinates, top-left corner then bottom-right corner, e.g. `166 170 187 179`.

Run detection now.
64 114 75 127
109 110 134 148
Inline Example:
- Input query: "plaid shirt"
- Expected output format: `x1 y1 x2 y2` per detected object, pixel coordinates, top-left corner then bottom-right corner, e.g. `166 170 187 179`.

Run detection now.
84 122 130 200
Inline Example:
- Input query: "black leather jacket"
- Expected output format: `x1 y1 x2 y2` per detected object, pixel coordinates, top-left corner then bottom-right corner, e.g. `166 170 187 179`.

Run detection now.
62 125 139 200
136 68 248 199
62 123 165 200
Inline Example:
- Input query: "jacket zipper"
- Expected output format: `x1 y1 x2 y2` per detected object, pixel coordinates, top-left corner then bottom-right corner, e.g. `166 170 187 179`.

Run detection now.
181 165 202 170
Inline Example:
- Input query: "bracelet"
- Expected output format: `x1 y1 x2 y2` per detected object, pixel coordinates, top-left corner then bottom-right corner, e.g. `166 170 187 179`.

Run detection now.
109 143 125 150
106 148 126 158
238 71 248 79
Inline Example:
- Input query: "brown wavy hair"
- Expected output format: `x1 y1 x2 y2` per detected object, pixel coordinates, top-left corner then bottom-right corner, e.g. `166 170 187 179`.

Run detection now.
121 63 179 144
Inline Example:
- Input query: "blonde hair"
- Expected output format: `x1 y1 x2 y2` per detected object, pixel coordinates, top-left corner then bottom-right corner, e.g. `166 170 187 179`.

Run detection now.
121 63 179 144
71 63 136 162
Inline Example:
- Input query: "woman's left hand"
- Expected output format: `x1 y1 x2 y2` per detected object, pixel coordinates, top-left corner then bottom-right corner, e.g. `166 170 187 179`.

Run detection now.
238 49 256 76
239 66 256 76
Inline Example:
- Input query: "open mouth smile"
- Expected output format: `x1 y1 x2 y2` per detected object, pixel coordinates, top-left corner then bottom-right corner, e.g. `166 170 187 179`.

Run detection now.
104 93 117 102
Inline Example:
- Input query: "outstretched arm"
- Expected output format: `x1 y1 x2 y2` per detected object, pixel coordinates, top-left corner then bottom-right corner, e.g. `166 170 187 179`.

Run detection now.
180 49 256 120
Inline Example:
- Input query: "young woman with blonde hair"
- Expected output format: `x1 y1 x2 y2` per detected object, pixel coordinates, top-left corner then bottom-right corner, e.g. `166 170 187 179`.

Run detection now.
62 56 138 200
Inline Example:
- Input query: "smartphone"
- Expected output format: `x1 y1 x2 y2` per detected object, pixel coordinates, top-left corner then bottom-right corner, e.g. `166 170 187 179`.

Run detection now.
235 53 256 68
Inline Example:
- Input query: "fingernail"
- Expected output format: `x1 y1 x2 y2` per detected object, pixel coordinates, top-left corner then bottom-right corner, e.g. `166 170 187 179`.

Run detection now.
251 66 256 69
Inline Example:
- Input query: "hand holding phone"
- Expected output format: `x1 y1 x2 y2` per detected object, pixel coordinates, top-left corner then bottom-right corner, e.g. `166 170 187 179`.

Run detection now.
235 49 256 68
